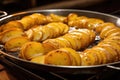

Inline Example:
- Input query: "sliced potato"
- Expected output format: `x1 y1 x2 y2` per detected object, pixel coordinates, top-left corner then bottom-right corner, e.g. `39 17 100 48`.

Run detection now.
19 16 35 30
44 48 73 66
103 27 120 38
68 16 88 28
100 25 116 39
61 48 81 66
97 44 117 62
42 39 60 53
92 46 107 64
31 55 45 64
46 13 66 23
82 49 99 65
24 29 34 40
0 20 24 32
85 18 104 30
0 28 25 44
5 36 30 52
30 13 47 25
19 42 45 60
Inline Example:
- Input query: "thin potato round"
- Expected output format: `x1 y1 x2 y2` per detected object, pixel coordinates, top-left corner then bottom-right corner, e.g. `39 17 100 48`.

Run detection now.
5 36 30 52
92 46 107 64
97 44 117 62
42 39 60 53
61 48 81 66
85 18 104 30
45 49 73 66
0 28 25 44
103 27 120 38
95 22 116 33
0 20 24 32
83 49 99 65
31 55 45 64
20 42 45 60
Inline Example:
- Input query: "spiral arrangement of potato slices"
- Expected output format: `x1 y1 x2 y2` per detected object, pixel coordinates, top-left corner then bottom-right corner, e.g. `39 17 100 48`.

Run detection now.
42 29 96 53
25 22 69 41
0 13 67 31
1 12 120 66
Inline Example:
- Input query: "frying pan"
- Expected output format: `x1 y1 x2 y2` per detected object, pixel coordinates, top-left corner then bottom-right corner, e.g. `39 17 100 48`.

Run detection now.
0 9 120 74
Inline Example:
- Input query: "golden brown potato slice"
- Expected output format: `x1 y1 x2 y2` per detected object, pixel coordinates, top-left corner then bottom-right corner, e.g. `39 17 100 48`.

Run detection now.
85 18 104 30
42 39 60 53
80 52 96 66
90 48 103 64
97 44 117 62
45 48 73 66
68 16 88 28
19 42 45 60
32 27 43 41
98 41 119 61
92 46 107 64
0 20 24 32
31 55 45 64
19 16 35 30
97 45 114 63
25 29 34 40
56 37 71 48
30 13 47 25
82 49 99 65
100 25 116 39
95 22 116 33
0 28 25 44
103 27 120 38
61 48 81 66
46 13 66 23
63 34 76 49
101 40 120 60
5 36 30 52
67 13 78 21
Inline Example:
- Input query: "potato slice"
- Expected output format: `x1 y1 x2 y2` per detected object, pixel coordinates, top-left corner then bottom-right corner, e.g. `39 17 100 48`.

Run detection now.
40 27 51 41
63 34 76 49
97 44 117 62
80 52 96 66
20 16 35 30
56 37 71 48
24 29 34 40
47 13 66 23
100 25 116 39
0 20 24 32
0 28 25 44
98 41 119 61
101 40 120 60
95 22 116 33
103 27 120 38
67 13 78 21
31 55 45 64
61 48 81 66
20 42 45 60
45 48 73 66
32 27 43 41
5 36 30 52
85 18 104 30
83 49 99 65
42 39 59 53
47 22 60 37
90 48 103 64
30 13 47 25
68 16 88 28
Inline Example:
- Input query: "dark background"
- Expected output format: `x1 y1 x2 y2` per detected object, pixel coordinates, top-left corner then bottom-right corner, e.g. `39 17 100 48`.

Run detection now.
0 0 120 15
